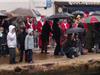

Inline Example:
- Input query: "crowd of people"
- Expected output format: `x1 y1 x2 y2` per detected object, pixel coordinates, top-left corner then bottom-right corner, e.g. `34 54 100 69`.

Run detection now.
0 12 100 64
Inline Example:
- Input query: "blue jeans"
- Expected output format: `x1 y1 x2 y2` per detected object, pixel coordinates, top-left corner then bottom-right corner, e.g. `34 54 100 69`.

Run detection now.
26 49 33 63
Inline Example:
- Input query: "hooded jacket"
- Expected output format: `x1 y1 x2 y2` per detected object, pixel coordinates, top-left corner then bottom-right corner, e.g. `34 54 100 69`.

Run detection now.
7 25 17 48
25 29 34 50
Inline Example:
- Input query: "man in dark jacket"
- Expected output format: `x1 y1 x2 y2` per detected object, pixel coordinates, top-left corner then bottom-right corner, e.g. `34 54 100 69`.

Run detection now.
0 27 7 56
52 19 61 55
41 20 52 54
18 27 27 62
93 23 100 52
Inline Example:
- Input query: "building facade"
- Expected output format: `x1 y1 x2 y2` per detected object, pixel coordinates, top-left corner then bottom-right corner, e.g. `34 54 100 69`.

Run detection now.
33 0 100 16
54 1 100 13
0 0 100 16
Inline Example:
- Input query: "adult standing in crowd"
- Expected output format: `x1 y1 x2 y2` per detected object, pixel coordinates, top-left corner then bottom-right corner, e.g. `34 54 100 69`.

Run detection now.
37 17 45 49
0 27 7 56
18 27 27 62
7 25 17 64
25 16 31 30
52 19 61 56
84 24 93 53
73 15 84 28
92 23 100 52
32 17 38 31
73 15 85 54
77 16 85 43
32 17 38 48
61 19 70 33
41 20 52 54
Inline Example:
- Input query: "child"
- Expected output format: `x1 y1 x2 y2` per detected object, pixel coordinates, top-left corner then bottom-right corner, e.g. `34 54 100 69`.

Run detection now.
7 25 17 64
25 29 34 63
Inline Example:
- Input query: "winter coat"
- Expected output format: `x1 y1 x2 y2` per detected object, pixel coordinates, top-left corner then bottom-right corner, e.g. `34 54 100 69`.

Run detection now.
18 30 27 48
37 21 43 48
0 32 7 46
26 22 31 30
37 21 44 34
25 29 34 50
7 25 17 48
41 21 52 42
52 19 61 42
53 27 61 40
61 22 70 33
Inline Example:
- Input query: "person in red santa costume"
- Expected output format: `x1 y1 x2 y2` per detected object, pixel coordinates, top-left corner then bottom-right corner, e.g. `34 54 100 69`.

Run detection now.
37 16 46 49
25 16 34 32
60 19 70 55
61 19 70 33
26 16 39 31
25 16 31 30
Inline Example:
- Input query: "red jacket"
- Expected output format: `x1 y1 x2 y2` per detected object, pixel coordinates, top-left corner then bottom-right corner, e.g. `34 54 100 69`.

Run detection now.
37 21 44 48
37 21 44 33
26 22 31 30
61 22 70 32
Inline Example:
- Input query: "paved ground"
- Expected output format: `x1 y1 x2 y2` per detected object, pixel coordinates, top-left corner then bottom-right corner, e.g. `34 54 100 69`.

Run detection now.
0 48 100 71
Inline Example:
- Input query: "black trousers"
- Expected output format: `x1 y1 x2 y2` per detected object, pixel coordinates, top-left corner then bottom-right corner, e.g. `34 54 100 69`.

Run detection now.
54 39 61 55
19 45 24 62
41 39 48 53
9 48 16 64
